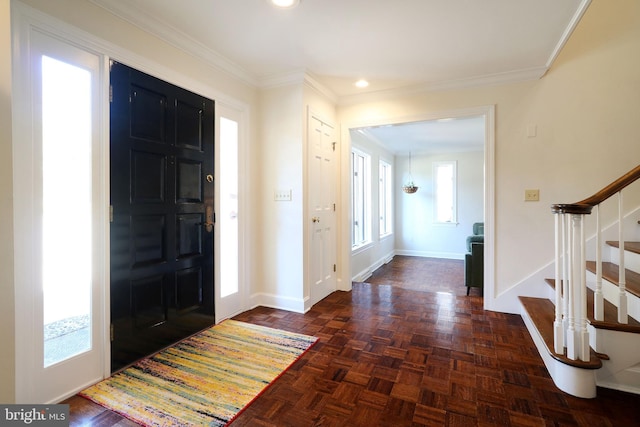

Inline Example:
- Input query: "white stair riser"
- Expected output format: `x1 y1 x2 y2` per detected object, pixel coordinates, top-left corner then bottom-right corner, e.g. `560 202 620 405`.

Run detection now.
586 271 640 321
608 245 640 274
589 326 640 394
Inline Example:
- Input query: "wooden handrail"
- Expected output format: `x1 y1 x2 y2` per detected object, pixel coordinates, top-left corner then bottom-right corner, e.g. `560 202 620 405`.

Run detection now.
551 164 640 215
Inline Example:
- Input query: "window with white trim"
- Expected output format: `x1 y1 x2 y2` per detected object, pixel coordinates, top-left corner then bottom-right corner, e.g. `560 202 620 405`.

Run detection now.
434 161 457 223
379 160 392 236
352 148 371 248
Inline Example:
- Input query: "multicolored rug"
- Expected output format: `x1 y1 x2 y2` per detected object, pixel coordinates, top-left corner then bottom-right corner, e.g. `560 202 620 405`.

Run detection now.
80 320 318 426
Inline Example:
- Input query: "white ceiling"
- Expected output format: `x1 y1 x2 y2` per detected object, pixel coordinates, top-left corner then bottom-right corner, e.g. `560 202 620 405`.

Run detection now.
90 0 590 99
353 115 485 156
89 0 589 153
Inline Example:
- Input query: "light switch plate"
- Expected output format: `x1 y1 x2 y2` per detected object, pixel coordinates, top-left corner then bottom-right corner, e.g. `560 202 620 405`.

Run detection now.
525 189 539 201
274 189 292 201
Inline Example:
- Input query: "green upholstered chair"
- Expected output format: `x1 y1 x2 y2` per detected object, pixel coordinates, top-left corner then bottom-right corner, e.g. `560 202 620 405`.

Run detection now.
464 222 484 295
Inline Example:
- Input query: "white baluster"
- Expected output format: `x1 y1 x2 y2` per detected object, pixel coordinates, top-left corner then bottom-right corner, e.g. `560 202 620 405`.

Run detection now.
554 213 564 353
618 192 628 323
579 214 590 362
566 214 578 360
562 214 570 348
594 205 604 321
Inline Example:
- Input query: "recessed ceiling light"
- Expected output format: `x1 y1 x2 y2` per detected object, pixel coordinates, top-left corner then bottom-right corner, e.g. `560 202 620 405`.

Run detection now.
355 79 369 88
270 0 300 8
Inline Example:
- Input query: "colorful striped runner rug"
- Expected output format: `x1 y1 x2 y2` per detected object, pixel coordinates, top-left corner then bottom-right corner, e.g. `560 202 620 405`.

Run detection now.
80 320 318 426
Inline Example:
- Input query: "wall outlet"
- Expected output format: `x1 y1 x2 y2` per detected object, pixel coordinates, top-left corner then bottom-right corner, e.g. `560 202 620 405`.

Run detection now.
525 189 539 201
274 189 292 201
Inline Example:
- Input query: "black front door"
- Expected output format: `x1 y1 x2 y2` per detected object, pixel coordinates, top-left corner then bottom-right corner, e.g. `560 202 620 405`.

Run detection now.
109 61 215 372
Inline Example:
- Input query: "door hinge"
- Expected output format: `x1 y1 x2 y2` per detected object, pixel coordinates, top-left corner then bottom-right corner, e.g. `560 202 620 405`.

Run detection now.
333 203 336 212
332 141 336 152
333 264 336 272
109 205 114 223
110 324 114 342
109 85 113 103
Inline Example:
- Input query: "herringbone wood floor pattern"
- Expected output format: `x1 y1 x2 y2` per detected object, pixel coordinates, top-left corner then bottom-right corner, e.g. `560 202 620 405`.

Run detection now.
65 256 640 426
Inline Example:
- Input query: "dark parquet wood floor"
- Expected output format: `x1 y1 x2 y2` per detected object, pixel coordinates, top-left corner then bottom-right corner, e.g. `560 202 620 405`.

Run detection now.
65 256 640 426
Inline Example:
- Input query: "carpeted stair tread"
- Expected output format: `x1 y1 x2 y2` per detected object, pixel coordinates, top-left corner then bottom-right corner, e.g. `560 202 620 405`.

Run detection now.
585 261 640 299
544 278 640 333
519 296 602 369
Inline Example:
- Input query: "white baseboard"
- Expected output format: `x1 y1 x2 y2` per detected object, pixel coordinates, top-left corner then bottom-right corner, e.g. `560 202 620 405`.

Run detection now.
352 251 395 282
248 292 306 314
394 249 464 260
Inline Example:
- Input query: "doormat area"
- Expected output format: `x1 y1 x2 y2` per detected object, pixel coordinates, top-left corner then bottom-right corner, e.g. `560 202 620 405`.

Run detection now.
80 320 318 426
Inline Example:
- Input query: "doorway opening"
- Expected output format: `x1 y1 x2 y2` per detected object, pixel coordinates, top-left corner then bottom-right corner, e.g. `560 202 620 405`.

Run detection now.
343 106 495 307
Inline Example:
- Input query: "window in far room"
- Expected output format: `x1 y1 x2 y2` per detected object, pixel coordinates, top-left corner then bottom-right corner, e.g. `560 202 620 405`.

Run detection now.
434 160 457 223
379 160 392 237
352 148 371 248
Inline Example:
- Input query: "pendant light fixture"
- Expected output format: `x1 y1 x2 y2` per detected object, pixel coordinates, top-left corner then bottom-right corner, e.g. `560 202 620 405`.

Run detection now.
402 152 418 194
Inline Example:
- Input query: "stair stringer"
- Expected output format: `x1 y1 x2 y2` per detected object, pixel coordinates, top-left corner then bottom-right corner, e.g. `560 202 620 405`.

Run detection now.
520 304 597 398
589 326 640 394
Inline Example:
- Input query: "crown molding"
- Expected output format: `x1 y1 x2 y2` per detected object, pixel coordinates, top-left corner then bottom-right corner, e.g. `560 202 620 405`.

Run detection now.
303 73 338 104
338 66 547 106
546 0 591 69
88 0 258 87
257 68 306 89
258 70 338 103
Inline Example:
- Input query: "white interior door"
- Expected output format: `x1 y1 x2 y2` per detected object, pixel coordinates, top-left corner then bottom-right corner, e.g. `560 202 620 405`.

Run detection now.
13 25 108 403
214 104 245 322
309 114 337 306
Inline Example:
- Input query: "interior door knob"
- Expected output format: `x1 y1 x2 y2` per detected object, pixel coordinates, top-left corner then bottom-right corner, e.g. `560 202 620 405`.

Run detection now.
312 217 320 223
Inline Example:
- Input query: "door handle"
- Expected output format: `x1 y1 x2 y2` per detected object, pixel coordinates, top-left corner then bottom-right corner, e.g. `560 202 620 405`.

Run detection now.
200 206 214 233
312 217 320 223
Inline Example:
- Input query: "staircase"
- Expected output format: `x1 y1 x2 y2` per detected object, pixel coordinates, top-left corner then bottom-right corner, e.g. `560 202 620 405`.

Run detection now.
519 165 640 398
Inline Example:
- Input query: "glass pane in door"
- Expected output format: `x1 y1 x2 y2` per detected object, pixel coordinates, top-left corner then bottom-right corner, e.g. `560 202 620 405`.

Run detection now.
42 55 92 367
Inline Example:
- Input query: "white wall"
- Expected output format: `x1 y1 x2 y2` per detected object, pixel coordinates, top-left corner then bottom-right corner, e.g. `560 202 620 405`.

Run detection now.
0 0 15 403
395 151 484 259
339 0 640 312
256 84 305 312
349 131 395 281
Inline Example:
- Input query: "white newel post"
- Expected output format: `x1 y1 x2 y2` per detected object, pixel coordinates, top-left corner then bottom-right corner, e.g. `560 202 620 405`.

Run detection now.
566 214 578 360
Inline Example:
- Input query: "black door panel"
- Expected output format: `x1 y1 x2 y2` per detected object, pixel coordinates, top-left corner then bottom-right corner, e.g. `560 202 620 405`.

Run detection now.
110 62 214 372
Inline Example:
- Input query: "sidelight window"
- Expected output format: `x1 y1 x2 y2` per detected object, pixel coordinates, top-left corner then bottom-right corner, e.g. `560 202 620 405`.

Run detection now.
220 117 239 298
42 55 92 366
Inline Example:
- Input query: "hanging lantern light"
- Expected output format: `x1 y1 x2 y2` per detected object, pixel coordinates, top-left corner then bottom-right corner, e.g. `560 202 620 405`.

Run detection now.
402 151 418 194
